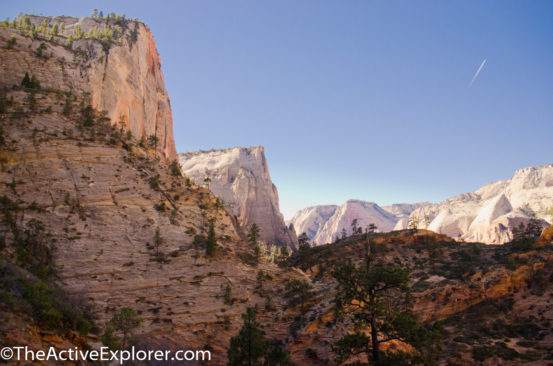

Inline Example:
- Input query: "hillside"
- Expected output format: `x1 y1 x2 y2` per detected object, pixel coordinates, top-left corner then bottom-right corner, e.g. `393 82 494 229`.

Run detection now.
0 14 303 363
1 13 552 366
179 146 298 249
290 200 428 245
283 227 553 365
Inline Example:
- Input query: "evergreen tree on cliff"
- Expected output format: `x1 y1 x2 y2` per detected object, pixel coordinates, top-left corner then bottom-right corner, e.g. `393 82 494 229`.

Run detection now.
228 307 267 366
331 239 441 365
206 218 217 256
228 307 294 366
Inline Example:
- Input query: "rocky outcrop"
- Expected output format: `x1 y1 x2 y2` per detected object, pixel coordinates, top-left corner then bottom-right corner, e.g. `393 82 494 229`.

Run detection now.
408 164 553 243
290 200 428 245
0 19 280 363
289 205 338 241
0 15 176 160
179 146 298 248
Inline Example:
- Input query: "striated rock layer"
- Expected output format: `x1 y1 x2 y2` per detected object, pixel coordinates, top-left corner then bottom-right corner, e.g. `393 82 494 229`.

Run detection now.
179 146 298 248
408 164 553 243
0 15 176 160
291 200 428 245
0 18 301 363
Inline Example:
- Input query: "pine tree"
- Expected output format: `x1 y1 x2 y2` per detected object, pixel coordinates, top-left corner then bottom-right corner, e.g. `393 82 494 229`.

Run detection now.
109 307 142 349
206 218 217 257
351 218 359 235
248 223 261 262
21 72 30 87
284 279 312 312
153 227 163 260
101 326 121 351
332 250 441 365
511 214 544 251
298 232 309 247
278 246 289 261
408 213 419 231
248 223 260 245
50 23 58 36
227 307 267 366
367 223 377 234
169 160 182 177
265 345 295 366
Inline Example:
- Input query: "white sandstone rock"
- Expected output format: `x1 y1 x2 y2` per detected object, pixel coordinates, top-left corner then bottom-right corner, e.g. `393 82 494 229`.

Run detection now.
179 146 298 248
408 164 553 243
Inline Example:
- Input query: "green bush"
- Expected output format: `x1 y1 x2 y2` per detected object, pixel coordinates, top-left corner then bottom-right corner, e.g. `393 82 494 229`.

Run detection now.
101 327 121 351
169 160 182 177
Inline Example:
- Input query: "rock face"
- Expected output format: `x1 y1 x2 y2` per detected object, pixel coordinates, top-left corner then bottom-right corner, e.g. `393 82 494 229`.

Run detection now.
408 164 553 243
0 18 291 363
0 16 320 364
289 205 338 241
290 200 428 245
0 15 176 160
179 147 298 248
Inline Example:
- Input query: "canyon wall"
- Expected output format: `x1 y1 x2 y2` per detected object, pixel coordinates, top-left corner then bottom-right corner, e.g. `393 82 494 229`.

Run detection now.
408 164 553 243
179 146 298 248
291 200 428 245
0 15 176 160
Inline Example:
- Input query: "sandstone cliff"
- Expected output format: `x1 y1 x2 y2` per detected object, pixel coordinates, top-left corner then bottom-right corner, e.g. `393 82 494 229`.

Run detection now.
0 17 302 363
0 15 176 160
408 164 553 243
289 205 338 241
290 200 428 245
179 146 298 249
3 14 552 366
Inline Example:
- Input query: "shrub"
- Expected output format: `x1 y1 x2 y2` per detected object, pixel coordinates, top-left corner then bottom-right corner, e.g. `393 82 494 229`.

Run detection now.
101 326 121 351
147 134 158 148
109 307 142 348
148 175 161 190
224 285 232 305
7 34 16 48
21 72 40 89
169 160 182 177
81 105 95 127
206 219 218 257
62 97 72 117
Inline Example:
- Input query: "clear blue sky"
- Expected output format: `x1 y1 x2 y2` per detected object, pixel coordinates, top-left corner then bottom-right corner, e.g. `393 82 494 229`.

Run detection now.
3 1 552 219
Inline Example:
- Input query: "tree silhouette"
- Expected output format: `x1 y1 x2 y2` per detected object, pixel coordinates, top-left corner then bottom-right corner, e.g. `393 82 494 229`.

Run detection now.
228 307 294 366
284 279 312 312
332 238 441 365
228 307 267 366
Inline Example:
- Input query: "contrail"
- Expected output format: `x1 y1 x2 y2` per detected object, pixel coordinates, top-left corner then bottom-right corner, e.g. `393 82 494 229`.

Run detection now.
469 59 487 87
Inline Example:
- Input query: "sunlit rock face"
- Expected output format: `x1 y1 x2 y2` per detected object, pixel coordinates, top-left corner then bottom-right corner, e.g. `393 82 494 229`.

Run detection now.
179 146 298 249
408 164 553 243
0 15 176 160
289 205 339 241
290 201 428 246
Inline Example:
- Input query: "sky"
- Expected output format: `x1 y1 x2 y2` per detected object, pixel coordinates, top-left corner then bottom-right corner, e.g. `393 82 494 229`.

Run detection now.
2 1 552 219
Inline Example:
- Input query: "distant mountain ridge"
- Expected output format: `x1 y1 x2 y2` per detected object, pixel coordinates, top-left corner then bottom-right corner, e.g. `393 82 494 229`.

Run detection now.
290 200 429 245
408 164 553 243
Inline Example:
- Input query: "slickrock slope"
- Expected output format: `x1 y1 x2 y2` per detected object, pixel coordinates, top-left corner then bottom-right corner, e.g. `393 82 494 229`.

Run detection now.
288 205 338 241
408 164 553 243
0 15 176 160
284 228 553 365
290 200 428 245
0 18 303 363
179 146 298 248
